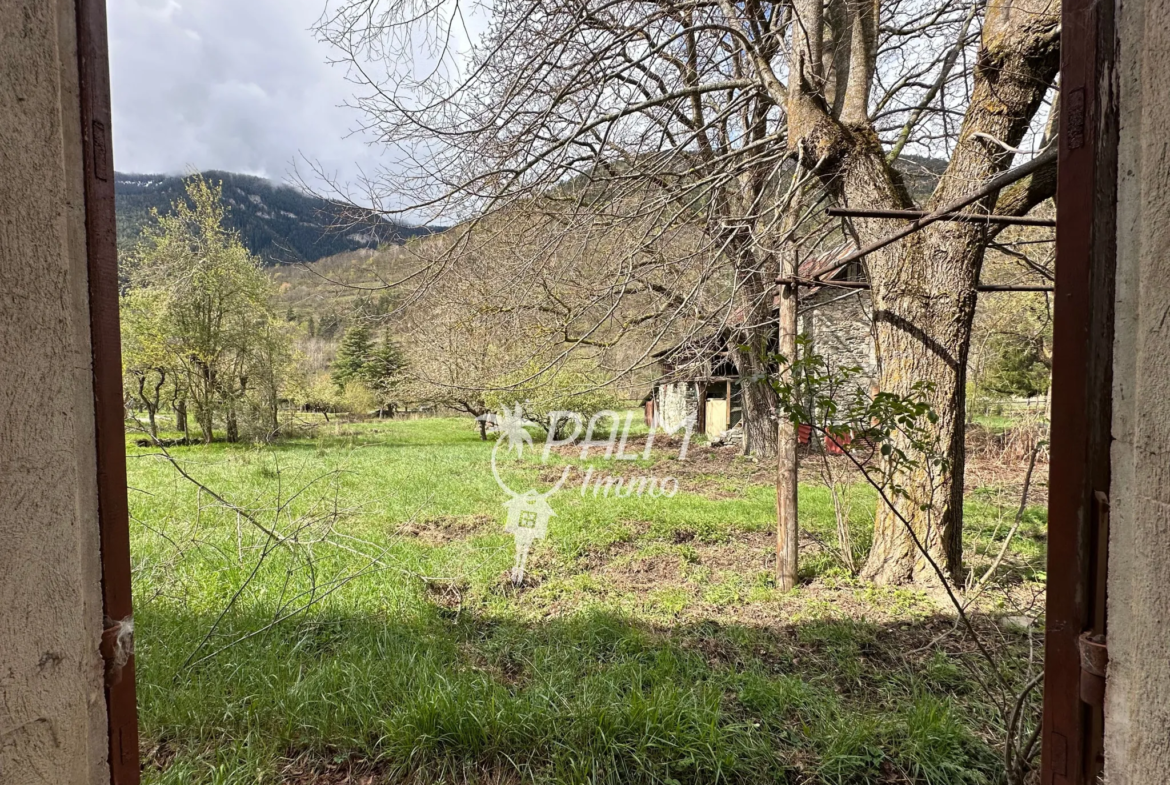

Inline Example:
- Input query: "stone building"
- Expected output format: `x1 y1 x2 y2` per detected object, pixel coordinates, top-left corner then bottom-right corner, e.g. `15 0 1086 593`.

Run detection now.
647 246 876 440
798 272 878 392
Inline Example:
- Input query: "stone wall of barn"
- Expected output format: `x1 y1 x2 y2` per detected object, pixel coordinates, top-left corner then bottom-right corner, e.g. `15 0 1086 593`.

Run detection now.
652 292 878 435
799 288 879 393
654 381 698 433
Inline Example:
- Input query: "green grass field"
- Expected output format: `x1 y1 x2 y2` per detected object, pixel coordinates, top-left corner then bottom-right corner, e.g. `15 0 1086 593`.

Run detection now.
127 416 1046 784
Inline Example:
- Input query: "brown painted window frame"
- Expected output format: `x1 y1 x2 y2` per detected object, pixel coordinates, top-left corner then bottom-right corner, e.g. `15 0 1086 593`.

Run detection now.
77 0 140 782
1041 0 1118 778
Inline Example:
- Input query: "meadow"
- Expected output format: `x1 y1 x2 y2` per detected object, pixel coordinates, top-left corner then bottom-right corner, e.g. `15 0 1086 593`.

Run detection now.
127 415 1047 784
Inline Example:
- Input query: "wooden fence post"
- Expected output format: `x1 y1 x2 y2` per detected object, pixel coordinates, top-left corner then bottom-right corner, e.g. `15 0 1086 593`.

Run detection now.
776 252 799 591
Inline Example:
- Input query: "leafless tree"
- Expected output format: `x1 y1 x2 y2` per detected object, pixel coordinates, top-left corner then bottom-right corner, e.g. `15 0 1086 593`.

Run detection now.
314 0 1058 584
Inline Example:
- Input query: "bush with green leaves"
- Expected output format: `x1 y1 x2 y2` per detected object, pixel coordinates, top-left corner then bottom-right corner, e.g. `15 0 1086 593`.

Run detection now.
767 337 946 499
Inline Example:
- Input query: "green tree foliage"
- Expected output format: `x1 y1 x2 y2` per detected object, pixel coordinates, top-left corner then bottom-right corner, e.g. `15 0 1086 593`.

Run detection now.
970 287 1053 401
245 318 297 437
365 330 406 412
332 324 376 391
340 381 380 416
979 334 1051 398
973 334 1048 402
122 175 292 442
331 324 407 415
296 373 344 422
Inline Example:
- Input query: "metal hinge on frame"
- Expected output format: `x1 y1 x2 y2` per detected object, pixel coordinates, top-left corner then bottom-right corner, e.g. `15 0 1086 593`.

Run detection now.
1078 630 1108 707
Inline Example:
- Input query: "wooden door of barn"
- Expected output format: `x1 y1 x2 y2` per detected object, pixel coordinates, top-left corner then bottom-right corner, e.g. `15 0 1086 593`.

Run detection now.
704 399 729 438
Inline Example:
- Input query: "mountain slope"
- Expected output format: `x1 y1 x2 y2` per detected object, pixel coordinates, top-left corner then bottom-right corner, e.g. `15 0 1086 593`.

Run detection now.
115 171 433 264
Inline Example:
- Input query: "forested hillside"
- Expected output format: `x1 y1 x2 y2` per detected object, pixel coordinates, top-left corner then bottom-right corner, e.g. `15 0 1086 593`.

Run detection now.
115 171 434 264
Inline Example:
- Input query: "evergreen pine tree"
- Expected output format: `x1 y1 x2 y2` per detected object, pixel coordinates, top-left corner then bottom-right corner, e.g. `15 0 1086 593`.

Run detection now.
366 329 405 405
332 324 374 390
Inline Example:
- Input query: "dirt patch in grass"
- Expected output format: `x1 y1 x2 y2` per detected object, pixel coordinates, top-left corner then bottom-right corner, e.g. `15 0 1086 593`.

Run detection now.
396 514 493 545
580 527 839 613
457 641 531 689
590 526 821 579
527 516 1013 632
966 454 1050 506
278 756 384 785
423 577 469 611
141 740 178 772
498 569 542 589
685 529 784 572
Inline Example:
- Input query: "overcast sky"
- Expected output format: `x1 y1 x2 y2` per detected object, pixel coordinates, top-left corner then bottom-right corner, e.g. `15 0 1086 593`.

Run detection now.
109 0 387 191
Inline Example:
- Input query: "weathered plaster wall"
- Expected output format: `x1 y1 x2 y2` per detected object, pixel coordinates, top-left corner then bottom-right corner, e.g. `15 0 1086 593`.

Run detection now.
0 1 110 783
1106 0 1170 777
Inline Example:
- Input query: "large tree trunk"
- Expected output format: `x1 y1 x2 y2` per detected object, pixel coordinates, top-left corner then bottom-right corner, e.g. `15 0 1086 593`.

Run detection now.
225 375 248 443
136 374 159 438
732 261 780 458
260 376 278 439
226 406 239 443
859 228 978 582
198 407 214 444
195 361 216 443
150 371 165 439
783 0 1059 583
735 347 779 457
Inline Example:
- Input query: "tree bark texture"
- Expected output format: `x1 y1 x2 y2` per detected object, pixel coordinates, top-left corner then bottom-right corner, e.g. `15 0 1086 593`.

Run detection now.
226 406 239 443
175 399 188 441
729 241 781 457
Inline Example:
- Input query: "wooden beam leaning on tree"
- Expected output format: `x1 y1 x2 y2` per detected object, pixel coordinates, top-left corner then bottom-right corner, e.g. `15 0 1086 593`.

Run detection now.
806 149 1058 283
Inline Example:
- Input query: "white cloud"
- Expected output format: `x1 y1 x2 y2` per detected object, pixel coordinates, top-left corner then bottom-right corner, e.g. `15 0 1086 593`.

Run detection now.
108 0 387 191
